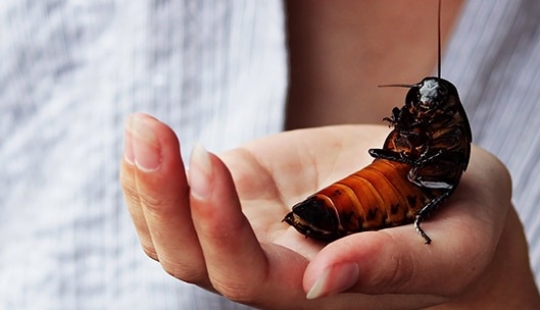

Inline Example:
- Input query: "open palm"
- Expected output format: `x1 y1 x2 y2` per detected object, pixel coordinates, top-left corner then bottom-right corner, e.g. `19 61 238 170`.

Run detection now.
121 113 533 309
220 125 380 254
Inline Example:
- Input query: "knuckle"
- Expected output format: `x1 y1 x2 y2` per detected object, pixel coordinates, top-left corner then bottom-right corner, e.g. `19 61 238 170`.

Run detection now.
120 166 136 190
158 257 208 285
137 192 178 215
143 247 159 262
386 251 414 292
488 154 512 197
142 246 159 262
210 276 258 304
162 263 207 285
373 232 415 293
120 169 181 214
122 186 141 207
120 176 141 205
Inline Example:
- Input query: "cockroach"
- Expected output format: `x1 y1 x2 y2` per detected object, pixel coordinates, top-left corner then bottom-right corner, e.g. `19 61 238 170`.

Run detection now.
283 0 471 244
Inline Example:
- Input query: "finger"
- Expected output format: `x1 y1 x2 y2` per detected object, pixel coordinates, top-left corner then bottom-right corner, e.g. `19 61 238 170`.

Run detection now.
126 113 208 285
188 143 272 302
303 146 512 300
190 145 355 309
120 117 155 259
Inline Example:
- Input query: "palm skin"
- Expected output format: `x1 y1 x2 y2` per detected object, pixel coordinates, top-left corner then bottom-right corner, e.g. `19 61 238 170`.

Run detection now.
222 125 377 252
121 113 539 310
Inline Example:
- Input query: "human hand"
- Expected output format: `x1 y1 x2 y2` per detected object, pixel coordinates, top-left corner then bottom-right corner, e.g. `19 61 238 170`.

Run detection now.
120 113 540 309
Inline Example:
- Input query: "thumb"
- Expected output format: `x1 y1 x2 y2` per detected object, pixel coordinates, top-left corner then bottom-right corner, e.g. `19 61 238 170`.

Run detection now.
303 230 459 299
302 226 490 307
302 203 498 301
302 146 510 300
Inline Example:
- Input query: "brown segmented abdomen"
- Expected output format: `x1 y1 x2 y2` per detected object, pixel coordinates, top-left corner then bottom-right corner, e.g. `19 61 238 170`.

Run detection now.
283 159 430 241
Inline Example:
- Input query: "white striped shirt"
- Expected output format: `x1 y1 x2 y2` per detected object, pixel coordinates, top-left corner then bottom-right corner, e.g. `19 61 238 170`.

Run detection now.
1 0 539 309
0 1 285 309
444 0 540 282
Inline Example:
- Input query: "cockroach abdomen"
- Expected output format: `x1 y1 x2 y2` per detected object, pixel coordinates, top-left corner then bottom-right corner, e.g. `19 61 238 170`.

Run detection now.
283 195 344 241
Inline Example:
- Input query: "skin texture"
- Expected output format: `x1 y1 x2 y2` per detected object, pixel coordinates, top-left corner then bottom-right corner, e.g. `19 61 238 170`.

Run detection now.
285 0 464 128
121 113 540 309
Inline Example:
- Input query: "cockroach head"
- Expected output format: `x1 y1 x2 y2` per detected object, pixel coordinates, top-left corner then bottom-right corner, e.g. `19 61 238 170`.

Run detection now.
407 77 455 111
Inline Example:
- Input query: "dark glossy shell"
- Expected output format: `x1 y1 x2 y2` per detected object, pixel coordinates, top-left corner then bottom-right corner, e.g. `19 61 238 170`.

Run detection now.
284 77 471 243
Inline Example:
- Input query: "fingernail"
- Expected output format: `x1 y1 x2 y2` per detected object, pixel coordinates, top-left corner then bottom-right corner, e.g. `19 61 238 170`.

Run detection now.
124 117 135 165
306 262 359 299
189 143 212 200
128 114 162 172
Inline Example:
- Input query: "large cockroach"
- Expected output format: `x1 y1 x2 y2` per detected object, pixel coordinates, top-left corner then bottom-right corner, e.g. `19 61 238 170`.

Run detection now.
283 0 471 244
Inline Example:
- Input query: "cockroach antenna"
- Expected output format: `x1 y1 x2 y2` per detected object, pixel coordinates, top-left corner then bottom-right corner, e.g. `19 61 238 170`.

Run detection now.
379 0 442 89
378 83 418 89
437 0 442 81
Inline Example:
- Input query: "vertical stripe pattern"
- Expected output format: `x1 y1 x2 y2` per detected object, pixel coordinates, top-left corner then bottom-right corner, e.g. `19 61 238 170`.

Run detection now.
0 0 285 309
444 0 540 286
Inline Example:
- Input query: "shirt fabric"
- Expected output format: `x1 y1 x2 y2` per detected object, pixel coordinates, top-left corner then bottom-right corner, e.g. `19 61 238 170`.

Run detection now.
444 0 540 281
0 1 285 309
1 0 539 309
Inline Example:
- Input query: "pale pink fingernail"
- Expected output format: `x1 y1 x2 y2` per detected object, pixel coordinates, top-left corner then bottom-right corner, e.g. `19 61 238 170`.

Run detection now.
188 143 212 200
127 114 162 172
306 262 359 299
124 116 135 165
